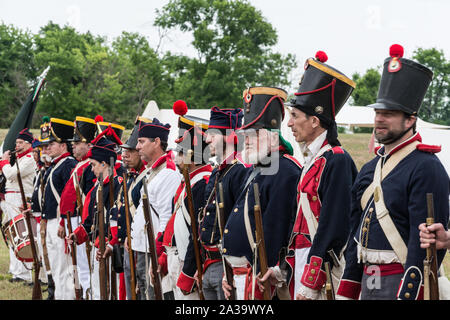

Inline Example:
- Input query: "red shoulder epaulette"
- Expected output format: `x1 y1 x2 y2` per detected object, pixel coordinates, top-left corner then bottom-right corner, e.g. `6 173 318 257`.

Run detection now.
416 143 441 154
283 154 303 169
331 146 344 154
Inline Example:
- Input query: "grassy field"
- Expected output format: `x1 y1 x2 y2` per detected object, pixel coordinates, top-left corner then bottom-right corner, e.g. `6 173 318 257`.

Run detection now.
0 130 447 299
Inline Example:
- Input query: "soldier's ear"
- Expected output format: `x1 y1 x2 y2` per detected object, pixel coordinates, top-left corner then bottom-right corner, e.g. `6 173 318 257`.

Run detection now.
311 116 321 129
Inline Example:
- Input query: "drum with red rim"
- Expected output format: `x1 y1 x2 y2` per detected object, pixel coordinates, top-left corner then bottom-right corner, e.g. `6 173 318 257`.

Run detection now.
6 213 37 262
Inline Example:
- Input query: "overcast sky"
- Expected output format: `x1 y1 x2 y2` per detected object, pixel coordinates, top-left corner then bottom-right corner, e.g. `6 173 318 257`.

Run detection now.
1 0 449 91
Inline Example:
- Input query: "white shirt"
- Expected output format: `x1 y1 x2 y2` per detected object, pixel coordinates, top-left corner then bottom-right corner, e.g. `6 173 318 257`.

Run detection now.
131 162 182 253
298 130 328 168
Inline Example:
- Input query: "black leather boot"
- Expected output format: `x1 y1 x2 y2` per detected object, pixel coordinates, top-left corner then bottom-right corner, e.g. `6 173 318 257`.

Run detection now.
46 275 55 300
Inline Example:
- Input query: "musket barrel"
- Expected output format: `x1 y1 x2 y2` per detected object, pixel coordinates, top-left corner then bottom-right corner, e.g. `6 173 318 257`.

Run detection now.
217 182 236 300
141 178 163 300
253 183 271 300
181 151 205 300
97 172 108 300
122 172 137 300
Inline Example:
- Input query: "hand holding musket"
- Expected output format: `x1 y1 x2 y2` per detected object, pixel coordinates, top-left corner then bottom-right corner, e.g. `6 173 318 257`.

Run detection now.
66 210 82 300
122 172 137 300
253 183 271 300
217 182 236 300
324 262 335 300
423 193 440 300
97 172 108 300
16 160 42 300
181 149 205 300
141 176 163 300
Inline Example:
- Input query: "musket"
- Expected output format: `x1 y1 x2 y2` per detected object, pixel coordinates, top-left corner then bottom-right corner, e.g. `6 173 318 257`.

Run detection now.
66 210 82 300
16 160 42 300
97 171 108 300
217 182 236 300
108 157 117 300
122 172 137 300
181 150 204 300
423 193 440 300
324 262 335 300
141 176 163 300
253 183 271 300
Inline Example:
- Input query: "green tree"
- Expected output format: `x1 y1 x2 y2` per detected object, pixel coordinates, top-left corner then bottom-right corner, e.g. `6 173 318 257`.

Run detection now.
33 22 122 124
154 0 297 109
349 67 381 106
412 47 450 125
0 23 37 127
110 32 172 125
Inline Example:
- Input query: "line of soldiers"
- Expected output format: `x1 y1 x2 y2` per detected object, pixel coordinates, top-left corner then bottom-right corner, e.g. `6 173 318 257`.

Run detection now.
0 44 448 300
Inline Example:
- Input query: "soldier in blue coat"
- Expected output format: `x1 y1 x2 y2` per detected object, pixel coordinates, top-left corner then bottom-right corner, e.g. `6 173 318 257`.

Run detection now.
336 44 449 300
180 105 250 300
68 133 123 300
265 51 358 300
40 118 78 300
222 86 302 300
109 116 149 300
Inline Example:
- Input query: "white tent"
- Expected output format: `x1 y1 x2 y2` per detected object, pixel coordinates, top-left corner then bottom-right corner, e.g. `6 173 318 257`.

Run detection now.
142 101 450 175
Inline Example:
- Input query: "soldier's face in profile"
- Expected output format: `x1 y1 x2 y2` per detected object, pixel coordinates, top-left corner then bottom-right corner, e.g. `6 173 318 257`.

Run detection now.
287 108 315 144
47 141 66 159
122 148 141 169
244 128 272 165
72 141 90 161
89 158 107 179
374 109 415 144
205 130 224 159
15 139 29 154
136 137 158 163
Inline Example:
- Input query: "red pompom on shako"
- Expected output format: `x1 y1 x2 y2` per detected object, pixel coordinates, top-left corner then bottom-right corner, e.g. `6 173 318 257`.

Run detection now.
389 44 404 58
94 115 104 123
315 50 328 63
173 100 188 116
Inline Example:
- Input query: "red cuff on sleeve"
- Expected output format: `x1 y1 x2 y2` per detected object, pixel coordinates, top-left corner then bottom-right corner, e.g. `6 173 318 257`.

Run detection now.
59 218 65 227
109 226 119 246
156 231 164 258
176 271 196 293
0 160 10 170
158 252 168 276
301 256 327 290
336 279 361 300
74 225 88 245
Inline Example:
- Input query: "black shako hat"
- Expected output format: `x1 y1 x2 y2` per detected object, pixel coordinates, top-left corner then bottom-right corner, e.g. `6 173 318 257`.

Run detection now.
368 44 433 115
44 118 75 143
288 50 355 123
240 86 288 130
172 100 210 163
70 116 97 143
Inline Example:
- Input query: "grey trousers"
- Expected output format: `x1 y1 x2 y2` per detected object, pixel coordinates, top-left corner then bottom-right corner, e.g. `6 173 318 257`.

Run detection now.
123 247 133 300
135 251 155 300
361 272 403 300
202 261 225 300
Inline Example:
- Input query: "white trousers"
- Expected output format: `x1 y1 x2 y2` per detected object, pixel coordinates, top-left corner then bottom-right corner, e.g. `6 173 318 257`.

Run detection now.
91 247 118 300
294 247 310 297
46 218 75 300
166 246 199 300
63 216 91 298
